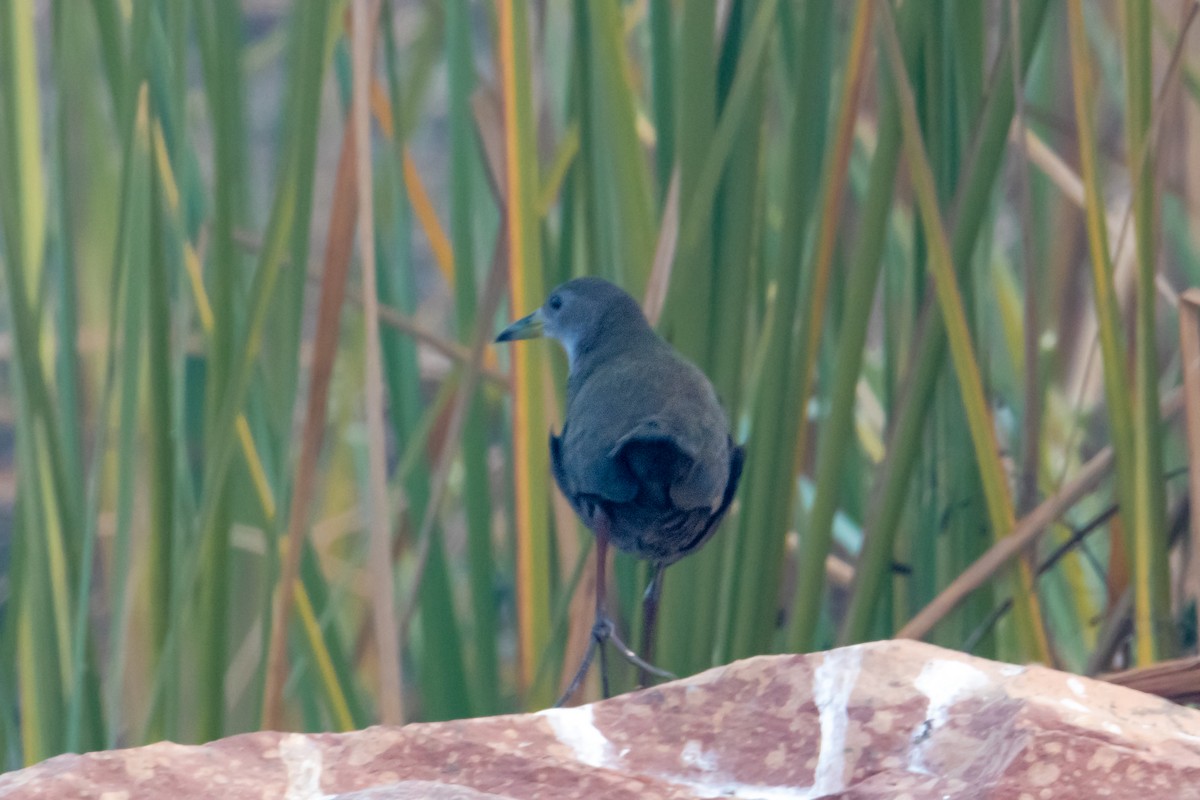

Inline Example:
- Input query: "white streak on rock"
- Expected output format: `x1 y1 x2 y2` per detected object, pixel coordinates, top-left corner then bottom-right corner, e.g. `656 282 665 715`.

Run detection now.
808 645 864 797
539 704 615 768
1059 698 1091 714
680 740 718 773
654 648 871 800
659 776 815 799
1068 677 1087 697
281 733 330 800
910 659 990 775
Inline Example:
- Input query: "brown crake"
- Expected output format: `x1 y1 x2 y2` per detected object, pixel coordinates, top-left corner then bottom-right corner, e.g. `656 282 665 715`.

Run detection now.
496 277 743 704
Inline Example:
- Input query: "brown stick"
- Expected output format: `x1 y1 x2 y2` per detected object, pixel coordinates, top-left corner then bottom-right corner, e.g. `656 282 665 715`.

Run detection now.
260 108 361 732
260 0 385 731
897 390 1184 642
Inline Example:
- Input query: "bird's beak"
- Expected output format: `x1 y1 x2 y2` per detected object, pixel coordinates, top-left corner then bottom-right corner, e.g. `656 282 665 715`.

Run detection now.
495 308 545 343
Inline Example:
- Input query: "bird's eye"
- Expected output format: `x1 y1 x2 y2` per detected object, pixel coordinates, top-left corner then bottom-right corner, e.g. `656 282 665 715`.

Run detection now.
548 294 563 311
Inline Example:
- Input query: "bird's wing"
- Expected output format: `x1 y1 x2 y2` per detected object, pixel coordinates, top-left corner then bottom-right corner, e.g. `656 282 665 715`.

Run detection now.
606 420 723 511
719 441 746 516
563 357 727 510
607 419 699 462
549 431 572 499
560 425 640 506
663 432 736 511
674 439 745 559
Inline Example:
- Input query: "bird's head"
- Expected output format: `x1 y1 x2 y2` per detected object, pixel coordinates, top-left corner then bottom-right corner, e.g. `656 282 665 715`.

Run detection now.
495 277 649 369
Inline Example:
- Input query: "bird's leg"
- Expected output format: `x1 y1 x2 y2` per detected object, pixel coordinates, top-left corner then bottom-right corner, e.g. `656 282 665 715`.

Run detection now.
601 556 673 682
637 562 666 687
594 532 612 699
553 634 599 708
552 526 674 708
597 624 611 699
553 529 612 707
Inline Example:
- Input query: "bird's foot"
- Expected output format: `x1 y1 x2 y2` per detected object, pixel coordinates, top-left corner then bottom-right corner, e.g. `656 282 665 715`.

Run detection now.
590 616 613 642
606 625 675 680
553 639 599 708
552 615 675 708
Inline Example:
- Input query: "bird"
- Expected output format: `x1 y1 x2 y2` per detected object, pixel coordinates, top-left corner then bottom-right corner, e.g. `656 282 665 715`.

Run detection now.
495 277 744 705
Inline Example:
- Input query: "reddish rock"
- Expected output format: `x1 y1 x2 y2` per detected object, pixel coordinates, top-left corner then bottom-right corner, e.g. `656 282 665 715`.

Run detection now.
2 641 1198 799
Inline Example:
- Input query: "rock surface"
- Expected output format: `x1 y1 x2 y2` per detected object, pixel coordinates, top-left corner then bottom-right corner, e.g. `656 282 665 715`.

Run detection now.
2 640 1199 799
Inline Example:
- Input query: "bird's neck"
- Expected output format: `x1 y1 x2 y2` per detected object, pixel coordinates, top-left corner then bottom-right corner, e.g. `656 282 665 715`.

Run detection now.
565 318 663 391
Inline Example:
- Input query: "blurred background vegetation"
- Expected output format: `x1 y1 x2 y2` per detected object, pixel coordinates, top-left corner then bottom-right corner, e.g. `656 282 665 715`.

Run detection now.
0 0 1198 767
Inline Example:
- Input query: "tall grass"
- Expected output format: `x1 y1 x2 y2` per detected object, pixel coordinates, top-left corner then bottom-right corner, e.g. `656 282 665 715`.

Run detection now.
0 0 1197 766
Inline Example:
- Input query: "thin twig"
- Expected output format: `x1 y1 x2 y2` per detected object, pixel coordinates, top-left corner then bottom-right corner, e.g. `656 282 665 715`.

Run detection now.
963 503 1118 653
397 219 510 636
897 390 1185 642
260 70 368 730
353 283 509 387
232 228 508 387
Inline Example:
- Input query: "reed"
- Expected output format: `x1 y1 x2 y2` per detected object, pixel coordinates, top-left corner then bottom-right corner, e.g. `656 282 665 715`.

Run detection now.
0 1 1195 765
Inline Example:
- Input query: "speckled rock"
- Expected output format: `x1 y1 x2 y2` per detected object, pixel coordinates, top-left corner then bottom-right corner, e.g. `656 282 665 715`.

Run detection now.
2 641 1199 799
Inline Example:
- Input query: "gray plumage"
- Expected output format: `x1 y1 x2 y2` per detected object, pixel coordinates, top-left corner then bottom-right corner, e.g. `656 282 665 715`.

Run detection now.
501 277 743 564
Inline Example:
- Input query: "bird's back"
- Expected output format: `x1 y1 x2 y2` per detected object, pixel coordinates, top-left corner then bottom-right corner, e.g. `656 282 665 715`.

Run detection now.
553 337 741 562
